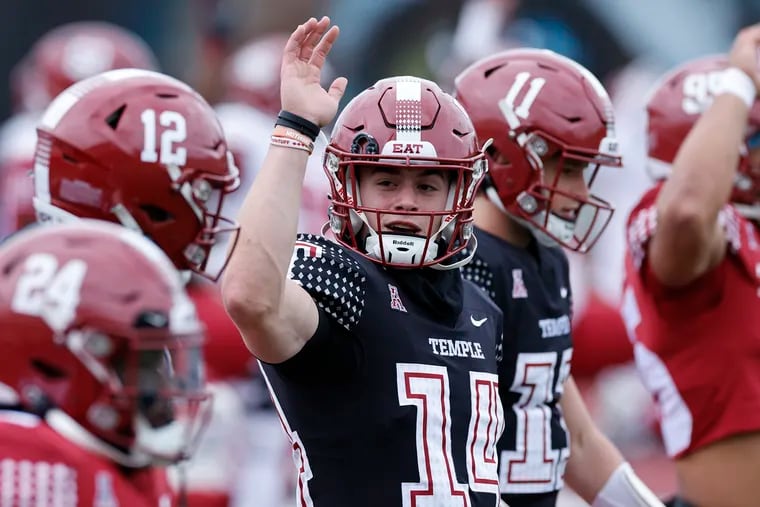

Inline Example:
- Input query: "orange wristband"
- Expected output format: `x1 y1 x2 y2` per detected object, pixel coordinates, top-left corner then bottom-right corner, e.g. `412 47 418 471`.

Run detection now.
270 134 314 155
273 125 315 148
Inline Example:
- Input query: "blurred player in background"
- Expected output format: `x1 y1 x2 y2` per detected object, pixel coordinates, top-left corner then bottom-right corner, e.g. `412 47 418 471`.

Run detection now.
29 67 249 506
0 221 211 505
621 24 760 507
455 49 664 507
0 21 159 240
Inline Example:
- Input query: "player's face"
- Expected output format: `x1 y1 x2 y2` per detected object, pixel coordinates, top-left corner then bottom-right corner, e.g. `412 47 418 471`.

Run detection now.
542 156 590 221
357 165 450 236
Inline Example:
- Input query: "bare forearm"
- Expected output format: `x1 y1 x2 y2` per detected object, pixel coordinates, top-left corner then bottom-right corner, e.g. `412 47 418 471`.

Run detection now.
650 92 751 285
564 425 623 502
223 145 309 320
561 378 623 501
658 94 749 233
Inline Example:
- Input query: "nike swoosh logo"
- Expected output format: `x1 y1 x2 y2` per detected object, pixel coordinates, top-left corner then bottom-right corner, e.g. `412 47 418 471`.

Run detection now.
470 316 488 327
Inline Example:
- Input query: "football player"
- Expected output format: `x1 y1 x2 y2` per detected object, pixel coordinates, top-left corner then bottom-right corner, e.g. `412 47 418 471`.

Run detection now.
455 49 664 506
222 17 505 506
621 24 760 507
0 21 158 240
30 68 249 506
0 220 210 505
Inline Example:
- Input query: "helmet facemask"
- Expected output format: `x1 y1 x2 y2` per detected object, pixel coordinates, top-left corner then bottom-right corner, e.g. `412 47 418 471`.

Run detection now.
486 127 619 253
162 153 241 281
324 139 486 269
63 324 212 467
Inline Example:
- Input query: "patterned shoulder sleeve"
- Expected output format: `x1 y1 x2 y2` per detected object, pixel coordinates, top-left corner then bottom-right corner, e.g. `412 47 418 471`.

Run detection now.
288 234 367 332
460 247 497 301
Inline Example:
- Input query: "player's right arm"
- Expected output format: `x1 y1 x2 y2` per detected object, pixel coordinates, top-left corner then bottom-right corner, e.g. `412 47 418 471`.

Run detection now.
649 24 760 287
221 17 347 363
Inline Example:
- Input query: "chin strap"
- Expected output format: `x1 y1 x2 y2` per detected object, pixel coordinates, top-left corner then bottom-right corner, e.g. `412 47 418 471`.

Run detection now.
430 234 478 271
591 462 664 507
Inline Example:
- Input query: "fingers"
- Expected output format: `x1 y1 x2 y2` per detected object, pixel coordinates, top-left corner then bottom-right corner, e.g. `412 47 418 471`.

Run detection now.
299 16 331 62
283 18 315 64
328 76 348 102
731 23 760 90
309 24 340 69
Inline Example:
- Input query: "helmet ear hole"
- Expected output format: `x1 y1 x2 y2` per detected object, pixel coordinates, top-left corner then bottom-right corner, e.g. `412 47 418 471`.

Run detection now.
31 359 66 380
139 205 174 224
105 104 127 130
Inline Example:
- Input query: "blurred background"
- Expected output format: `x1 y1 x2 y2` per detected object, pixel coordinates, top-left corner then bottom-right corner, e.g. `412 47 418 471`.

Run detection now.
3 0 759 117
2 0 759 505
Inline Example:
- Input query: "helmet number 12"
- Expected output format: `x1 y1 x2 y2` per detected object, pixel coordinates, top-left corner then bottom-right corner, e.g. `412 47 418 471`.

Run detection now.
140 109 188 166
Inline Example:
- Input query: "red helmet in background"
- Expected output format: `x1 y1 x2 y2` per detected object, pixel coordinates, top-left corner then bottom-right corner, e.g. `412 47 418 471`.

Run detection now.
221 33 288 116
34 69 240 280
324 75 488 269
454 48 622 253
11 21 159 113
646 55 760 218
222 32 336 117
0 221 211 466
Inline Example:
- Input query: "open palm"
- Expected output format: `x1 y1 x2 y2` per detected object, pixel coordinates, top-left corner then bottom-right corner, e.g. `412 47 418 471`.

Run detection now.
280 17 348 128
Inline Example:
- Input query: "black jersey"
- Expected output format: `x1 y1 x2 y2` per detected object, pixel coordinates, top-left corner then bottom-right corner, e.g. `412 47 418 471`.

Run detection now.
260 235 505 507
462 227 573 506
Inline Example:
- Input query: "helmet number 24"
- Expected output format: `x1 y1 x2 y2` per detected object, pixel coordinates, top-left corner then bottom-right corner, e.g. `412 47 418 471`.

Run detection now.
11 253 87 333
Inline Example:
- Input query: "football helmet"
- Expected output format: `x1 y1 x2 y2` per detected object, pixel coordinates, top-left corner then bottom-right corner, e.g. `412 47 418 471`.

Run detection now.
0 221 211 466
11 21 158 113
646 55 760 219
33 68 240 280
324 75 488 269
454 48 622 252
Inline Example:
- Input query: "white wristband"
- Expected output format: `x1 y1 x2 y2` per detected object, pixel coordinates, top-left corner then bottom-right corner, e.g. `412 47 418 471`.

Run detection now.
591 462 664 507
715 67 757 109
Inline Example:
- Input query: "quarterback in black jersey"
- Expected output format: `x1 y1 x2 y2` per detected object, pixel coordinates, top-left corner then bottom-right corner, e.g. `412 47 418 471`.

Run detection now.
223 17 505 506
455 50 664 507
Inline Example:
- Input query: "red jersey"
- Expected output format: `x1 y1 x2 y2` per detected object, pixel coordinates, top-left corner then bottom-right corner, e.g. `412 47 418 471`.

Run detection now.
621 184 760 458
0 410 176 506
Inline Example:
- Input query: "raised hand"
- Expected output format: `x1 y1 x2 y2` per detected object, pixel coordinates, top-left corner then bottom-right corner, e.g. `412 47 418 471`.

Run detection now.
729 22 760 94
280 16 348 128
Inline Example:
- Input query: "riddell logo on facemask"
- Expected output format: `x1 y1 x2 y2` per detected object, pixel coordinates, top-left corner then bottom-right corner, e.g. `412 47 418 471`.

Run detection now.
392 239 415 247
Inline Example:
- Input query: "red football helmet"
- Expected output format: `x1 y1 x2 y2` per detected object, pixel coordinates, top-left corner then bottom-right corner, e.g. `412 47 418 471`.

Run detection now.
646 55 760 218
454 49 622 253
33 69 240 280
11 21 158 113
0 221 211 466
324 75 488 269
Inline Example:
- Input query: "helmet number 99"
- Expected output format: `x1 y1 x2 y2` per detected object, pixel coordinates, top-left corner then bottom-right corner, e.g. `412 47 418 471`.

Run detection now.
11 253 87 333
140 109 188 166
682 71 724 115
